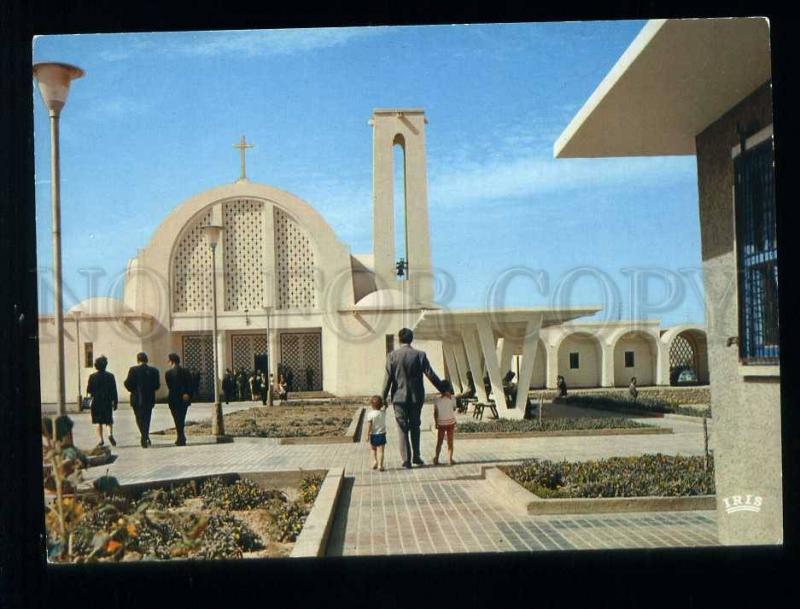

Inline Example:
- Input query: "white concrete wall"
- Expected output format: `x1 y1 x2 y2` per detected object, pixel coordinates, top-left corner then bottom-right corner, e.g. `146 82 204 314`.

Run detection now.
613 334 655 386
557 334 601 388
38 317 147 405
327 309 444 396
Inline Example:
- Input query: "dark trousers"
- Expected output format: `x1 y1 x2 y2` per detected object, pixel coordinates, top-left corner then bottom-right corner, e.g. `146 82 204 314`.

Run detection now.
169 400 189 443
260 389 267 405
393 403 422 464
133 404 154 443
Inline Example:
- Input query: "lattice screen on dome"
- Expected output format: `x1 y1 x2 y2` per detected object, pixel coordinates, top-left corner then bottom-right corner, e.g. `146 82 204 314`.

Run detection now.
274 207 317 310
172 208 214 313
223 199 265 312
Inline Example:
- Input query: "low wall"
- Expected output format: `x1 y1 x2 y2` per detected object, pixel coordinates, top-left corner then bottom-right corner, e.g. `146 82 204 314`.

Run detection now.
291 467 345 558
529 385 709 405
484 467 715 515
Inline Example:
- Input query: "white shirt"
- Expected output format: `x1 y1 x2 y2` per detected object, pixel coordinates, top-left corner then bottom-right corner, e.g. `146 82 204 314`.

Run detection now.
433 396 457 426
366 408 387 435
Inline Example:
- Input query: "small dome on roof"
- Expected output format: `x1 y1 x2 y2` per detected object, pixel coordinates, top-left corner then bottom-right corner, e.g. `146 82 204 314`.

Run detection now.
354 289 406 309
68 297 133 316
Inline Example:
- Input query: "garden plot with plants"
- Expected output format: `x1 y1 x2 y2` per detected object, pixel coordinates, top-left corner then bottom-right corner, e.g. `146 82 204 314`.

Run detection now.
502 454 715 499
45 473 325 563
457 417 654 434
554 394 711 418
160 404 359 438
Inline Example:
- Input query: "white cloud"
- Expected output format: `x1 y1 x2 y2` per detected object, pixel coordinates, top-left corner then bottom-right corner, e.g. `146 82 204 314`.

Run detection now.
92 97 152 118
183 27 385 57
95 27 386 61
429 146 696 208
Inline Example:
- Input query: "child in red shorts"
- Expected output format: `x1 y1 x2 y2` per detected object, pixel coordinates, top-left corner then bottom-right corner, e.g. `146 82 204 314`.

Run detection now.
433 380 457 465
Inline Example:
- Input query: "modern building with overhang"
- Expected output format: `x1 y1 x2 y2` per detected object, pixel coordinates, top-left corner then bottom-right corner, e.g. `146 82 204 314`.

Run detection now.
39 103 709 414
554 17 780 545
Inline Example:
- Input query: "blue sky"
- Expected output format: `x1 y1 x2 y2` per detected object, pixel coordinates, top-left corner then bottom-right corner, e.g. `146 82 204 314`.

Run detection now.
32 22 705 325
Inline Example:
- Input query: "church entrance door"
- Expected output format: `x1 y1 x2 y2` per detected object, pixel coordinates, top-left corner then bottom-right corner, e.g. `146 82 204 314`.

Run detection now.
182 334 214 401
231 334 269 374
279 331 323 392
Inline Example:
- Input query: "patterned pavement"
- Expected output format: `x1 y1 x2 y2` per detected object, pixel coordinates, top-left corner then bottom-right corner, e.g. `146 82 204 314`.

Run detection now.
62 401 719 555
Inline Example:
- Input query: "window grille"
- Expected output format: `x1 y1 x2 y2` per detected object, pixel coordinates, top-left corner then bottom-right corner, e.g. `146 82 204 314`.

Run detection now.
182 335 214 400
735 133 779 364
624 351 635 368
84 342 93 368
569 352 579 369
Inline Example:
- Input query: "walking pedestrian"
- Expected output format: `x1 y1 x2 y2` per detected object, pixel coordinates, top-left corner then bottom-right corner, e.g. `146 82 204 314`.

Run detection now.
123 352 160 448
165 353 193 446
85 355 118 447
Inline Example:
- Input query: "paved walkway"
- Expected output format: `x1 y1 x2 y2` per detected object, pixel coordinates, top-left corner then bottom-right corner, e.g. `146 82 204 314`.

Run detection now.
65 401 719 555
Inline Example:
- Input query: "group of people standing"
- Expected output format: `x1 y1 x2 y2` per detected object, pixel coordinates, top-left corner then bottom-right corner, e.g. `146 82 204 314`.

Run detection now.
85 351 199 449
221 363 295 405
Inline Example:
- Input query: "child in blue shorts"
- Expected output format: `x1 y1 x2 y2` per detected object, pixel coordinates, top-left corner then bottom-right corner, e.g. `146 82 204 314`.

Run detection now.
365 395 387 471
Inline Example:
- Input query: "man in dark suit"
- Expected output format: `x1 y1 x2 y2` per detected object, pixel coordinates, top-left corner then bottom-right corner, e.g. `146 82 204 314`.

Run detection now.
165 353 193 446
381 328 450 468
124 352 161 448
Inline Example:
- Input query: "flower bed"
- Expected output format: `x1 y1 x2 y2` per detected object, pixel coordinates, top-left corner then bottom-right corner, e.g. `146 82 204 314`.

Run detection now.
159 404 359 438
457 417 652 434
45 472 325 563
555 394 710 418
502 454 715 499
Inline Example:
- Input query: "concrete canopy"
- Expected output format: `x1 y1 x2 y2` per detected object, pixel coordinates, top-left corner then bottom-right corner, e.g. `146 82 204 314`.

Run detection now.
554 18 771 158
413 307 600 411
412 307 601 341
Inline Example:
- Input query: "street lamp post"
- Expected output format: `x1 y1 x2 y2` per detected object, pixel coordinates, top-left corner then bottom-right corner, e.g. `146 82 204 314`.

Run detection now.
33 62 84 415
73 309 83 409
203 224 225 436
263 305 273 406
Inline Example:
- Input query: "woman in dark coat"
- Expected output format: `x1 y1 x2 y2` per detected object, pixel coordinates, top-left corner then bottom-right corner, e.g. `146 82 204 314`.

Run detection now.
86 355 118 447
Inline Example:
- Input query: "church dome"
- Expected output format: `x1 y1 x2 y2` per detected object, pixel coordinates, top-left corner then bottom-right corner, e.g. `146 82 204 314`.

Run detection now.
68 297 134 316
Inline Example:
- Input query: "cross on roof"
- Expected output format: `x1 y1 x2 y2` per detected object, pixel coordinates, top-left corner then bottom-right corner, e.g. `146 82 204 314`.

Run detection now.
233 135 254 181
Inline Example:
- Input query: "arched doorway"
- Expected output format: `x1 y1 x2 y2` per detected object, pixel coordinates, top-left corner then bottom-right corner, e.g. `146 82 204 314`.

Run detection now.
613 331 657 386
557 332 602 388
668 329 709 385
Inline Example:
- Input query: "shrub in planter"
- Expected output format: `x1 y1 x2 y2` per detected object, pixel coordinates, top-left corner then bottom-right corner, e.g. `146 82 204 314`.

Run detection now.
192 514 264 559
268 501 308 543
200 477 287 511
137 481 199 510
504 453 715 499
298 473 324 505
457 417 649 434
556 394 710 418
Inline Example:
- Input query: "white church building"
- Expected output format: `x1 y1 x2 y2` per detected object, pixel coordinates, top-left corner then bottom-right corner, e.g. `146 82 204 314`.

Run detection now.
38 108 708 407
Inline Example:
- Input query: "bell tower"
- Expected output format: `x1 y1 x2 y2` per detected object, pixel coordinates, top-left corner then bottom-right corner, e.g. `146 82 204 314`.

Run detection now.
370 108 434 305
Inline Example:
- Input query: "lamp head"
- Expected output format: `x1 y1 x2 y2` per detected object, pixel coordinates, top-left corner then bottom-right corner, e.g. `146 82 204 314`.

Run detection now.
32 62 85 115
203 224 224 247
